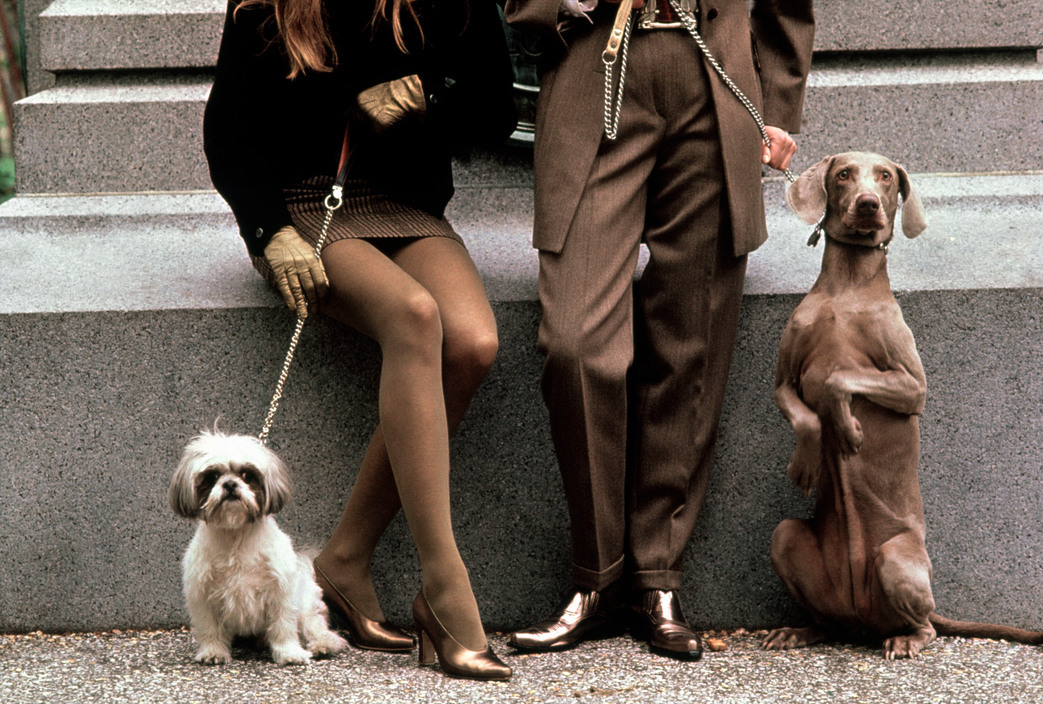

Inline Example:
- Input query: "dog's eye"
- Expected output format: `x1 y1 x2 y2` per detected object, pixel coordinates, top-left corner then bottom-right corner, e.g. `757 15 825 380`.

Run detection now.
837 169 850 181
196 469 220 496
880 171 893 181
239 467 263 488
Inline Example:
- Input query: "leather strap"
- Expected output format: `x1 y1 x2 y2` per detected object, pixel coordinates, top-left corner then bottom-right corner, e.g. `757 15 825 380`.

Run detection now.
603 0 635 63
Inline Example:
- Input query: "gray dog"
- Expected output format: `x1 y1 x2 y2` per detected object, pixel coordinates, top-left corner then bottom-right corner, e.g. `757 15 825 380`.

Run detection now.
763 151 1043 659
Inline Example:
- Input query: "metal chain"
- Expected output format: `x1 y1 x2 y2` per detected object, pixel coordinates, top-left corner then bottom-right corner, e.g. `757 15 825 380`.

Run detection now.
257 184 343 445
669 0 798 184
603 12 634 140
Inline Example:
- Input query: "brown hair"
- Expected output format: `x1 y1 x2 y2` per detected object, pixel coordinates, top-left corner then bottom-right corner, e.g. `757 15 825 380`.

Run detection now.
236 0 422 78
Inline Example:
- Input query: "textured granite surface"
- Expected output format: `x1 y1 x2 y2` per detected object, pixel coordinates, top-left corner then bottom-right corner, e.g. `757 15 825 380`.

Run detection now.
0 171 1039 314
4 0 1041 638
39 0 225 71
812 0 1043 52
0 289 1040 633
13 62 1042 193
14 0 1043 194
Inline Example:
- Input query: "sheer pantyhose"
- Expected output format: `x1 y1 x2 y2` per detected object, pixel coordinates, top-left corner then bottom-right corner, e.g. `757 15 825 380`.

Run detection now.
313 235 497 651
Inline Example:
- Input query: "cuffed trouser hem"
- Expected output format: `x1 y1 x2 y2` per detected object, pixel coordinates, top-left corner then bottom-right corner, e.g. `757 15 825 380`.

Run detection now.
573 556 626 592
630 569 684 592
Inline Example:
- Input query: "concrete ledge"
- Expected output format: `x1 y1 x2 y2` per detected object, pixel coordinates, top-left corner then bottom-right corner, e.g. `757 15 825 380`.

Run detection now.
33 0 1043 73
812 0 1043 53
1 171 1040 313
13 55 1043 193
801 52 1043 173
1 293 1039 633
0 171 1040 633
39 0 224 71
12 76 212 194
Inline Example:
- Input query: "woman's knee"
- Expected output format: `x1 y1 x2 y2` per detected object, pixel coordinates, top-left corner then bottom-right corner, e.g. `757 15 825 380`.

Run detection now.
381 288 443 358
444 320 498 385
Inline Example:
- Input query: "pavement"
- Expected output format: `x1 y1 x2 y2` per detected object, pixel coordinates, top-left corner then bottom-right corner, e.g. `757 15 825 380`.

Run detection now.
3 627 1041 704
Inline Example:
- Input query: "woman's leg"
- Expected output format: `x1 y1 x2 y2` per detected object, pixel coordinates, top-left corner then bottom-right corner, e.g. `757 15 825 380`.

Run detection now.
315 236 497 650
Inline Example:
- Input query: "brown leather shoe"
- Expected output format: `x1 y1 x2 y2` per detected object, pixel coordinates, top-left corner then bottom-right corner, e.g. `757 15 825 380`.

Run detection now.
508 587 623 651
630 590 703 660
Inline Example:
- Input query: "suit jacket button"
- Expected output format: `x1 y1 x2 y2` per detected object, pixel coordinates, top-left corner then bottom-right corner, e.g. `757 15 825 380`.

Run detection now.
707 7 718 19
254 227 264 238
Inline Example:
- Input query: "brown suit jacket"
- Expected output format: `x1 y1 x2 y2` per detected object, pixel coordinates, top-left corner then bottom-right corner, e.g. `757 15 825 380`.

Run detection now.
505 0 814 256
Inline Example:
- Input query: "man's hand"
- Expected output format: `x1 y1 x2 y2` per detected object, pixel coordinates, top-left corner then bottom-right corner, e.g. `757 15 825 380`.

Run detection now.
762 125 797 172
263 226 329 318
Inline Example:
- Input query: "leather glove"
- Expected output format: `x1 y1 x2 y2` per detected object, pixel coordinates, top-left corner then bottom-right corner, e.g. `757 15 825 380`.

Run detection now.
263 226 329 319
356 74 426 135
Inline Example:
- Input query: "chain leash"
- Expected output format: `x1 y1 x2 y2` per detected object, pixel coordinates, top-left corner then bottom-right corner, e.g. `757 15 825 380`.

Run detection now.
602 0 798 184
602 10 634 140
257 184 344 445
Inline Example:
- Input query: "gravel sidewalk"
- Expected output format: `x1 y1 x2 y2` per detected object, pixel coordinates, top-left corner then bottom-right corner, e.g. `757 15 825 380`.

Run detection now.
3 627 1041 703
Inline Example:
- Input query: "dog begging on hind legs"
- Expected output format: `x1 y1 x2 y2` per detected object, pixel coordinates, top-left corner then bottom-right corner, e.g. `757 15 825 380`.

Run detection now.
761 151 1043 660
170 429 348 665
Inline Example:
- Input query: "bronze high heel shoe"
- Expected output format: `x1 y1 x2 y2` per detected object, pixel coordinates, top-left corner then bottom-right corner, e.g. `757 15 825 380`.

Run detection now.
313 561 415 653
412 590 512 681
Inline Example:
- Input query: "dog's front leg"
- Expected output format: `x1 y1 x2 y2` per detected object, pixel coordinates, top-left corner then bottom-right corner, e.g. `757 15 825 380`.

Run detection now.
775 381 822 495
825 365 926 454
823 375 863 456
188 598 234 665
266 596 312 666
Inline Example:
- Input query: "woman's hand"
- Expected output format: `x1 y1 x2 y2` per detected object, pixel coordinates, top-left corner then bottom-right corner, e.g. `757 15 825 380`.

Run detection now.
762 125 797 172
356 74 426 135
263 226 329 318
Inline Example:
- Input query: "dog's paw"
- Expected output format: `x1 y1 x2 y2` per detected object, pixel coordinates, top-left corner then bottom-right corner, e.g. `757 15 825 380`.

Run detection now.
271 642 313 666
883 627 935 661
788 433 822 495
831 411 863 456
193 644 233 665
308 629 349 657
761 626 825 651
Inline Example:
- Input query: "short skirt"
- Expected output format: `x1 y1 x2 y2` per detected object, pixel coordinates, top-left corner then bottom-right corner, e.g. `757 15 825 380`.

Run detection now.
250 175 464 286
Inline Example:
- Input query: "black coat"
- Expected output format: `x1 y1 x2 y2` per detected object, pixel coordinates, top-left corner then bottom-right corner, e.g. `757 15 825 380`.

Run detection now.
204 0 517 255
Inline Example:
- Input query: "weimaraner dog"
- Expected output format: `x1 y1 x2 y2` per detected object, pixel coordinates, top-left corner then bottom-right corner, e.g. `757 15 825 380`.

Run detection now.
763 151 1043 659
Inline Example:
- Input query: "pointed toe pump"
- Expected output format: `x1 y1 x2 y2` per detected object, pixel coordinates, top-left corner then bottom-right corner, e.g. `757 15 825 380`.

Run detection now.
412 590 512 681
314 562 415 653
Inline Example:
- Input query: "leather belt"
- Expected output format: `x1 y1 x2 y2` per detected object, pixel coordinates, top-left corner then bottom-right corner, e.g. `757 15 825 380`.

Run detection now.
635 0 696 30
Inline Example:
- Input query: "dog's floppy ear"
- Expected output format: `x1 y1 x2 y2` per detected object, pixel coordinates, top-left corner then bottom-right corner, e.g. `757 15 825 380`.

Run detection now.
786 155 833 224
170 442 203 518
895 163 927 238
260 446 292 515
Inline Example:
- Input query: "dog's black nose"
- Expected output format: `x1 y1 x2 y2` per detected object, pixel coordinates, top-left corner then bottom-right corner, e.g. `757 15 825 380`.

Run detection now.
856 194 880 214
222 480 239 496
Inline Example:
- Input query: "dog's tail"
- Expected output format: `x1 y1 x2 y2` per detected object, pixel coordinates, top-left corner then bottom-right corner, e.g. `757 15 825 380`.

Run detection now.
930 613 1043 645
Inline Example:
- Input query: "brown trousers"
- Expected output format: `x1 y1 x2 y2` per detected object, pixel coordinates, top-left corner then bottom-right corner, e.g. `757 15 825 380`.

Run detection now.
537 32 748 592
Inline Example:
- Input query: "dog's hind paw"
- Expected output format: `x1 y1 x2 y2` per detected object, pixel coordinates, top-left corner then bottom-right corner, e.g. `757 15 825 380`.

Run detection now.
883 627 935 660
762 626 826 650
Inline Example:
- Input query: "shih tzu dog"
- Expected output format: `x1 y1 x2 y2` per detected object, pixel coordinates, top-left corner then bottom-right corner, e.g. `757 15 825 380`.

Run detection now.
170 429 348 665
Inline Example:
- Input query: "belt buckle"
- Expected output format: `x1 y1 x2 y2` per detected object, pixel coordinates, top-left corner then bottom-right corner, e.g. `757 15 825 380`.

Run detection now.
635 0 697 30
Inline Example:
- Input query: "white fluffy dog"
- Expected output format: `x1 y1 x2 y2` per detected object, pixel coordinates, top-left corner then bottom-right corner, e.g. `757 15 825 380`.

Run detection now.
170 429 348 665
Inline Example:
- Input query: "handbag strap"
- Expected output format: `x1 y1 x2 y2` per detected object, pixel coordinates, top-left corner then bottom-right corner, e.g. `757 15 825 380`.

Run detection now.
258 124 352 445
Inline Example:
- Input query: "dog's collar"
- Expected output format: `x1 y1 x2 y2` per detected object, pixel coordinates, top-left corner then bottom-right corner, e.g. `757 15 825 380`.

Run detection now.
807 217 889 254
